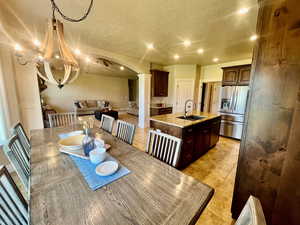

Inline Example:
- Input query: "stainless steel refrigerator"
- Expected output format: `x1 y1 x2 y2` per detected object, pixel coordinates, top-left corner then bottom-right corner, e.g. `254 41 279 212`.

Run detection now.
219 86 248 139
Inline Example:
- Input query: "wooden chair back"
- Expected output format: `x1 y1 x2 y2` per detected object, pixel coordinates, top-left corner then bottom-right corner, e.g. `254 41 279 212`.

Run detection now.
48 112 77 128
235 195 266 225
6 135 30 192
100 114 114 133
13 123 30 157
0 165 28 225
146 130 182 167
116 120 136 145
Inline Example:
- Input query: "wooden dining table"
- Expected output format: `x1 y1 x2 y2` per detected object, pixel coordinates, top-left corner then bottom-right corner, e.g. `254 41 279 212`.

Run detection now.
30 125 214 225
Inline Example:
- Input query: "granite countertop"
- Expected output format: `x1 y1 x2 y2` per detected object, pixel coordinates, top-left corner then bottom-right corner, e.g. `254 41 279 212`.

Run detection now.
150 111 221 128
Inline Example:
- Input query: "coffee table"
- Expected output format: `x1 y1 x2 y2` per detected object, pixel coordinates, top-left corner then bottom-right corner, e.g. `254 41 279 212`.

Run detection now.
94 109 118 121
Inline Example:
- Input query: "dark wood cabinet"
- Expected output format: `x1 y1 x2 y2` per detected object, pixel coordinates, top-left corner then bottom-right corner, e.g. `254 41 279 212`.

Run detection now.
223 69 239 85
150 107 172 116
222 65 251 86
151 70 169 97
210 120 221 148
193 124 211 159
150 116 221 169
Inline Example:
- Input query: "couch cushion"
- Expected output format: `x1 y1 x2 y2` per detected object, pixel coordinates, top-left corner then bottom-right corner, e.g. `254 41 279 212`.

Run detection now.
86 100 97 108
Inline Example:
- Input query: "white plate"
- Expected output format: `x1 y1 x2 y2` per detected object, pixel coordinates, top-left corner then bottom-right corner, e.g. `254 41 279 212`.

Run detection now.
95 161 119 176
58 135 85 150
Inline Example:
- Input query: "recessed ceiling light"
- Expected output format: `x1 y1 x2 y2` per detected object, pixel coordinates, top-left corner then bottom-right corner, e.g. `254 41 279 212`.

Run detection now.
33 39 41 47
120 66 124 70
174 54 180 60
55 54 60 59
238 8 249 14
74 49 81 55
213 58 219 62
14 43 23 51
197 48 204 54
85 57 91 63
183 40 191 47
147 43 154 50
250 35 258 41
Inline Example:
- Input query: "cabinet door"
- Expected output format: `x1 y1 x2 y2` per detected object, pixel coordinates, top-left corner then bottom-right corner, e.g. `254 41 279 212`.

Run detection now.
152 70 169 97
238 66 251 85
193 124 211 158
222 69 239 85
210 120 221 148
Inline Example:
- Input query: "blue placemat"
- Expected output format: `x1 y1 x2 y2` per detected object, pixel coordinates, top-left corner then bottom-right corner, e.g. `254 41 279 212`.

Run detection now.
70 155 131 191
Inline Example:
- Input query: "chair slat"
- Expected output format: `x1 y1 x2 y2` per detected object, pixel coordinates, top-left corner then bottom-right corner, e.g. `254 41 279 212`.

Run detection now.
6 135 30 193
0 166 28 225
100 115 115 133
146 130 182 167
48 112 77 128
13 123 30 158
115 120 136 145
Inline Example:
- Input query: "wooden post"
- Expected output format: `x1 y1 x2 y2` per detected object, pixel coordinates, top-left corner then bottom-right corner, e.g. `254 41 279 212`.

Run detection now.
231 0 300 224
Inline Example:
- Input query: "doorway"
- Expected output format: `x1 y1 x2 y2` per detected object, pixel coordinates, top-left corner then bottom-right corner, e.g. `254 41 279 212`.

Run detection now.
174 79 195 113
200 82 222 113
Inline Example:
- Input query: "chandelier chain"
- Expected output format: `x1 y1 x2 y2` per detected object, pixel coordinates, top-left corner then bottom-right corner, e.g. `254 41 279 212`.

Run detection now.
50 0 94 22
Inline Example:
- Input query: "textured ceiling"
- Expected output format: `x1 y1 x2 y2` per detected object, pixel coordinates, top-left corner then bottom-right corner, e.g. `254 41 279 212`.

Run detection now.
1 0 258 68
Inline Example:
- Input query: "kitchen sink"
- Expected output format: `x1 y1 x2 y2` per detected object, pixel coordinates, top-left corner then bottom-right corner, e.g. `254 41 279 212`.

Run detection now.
177 115 207 121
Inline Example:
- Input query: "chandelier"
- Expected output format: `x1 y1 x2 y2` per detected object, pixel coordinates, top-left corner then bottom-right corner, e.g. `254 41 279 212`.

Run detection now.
17 0 94 88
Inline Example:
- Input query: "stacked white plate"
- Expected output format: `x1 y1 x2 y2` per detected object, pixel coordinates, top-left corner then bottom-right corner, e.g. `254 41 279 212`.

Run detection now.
58 135 85 150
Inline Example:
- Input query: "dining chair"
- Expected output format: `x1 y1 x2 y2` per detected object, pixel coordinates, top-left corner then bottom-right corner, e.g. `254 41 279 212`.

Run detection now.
116 120 136 145
13 122 30 157
100 114 115 133
6 135 30 193
0 165 29 225
235 195 266 225
48 112 77 128
146 130 182 167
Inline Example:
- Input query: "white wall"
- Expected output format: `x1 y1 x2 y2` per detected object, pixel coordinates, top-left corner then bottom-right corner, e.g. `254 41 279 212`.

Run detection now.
42 73 130 112
200 59 252 82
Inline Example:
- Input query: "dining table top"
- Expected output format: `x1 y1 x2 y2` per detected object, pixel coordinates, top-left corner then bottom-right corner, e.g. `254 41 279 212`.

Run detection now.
30 125 214 225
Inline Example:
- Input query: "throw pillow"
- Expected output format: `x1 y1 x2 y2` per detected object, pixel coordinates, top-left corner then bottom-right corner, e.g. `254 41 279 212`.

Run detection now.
79 101 88 108
74 102 81 108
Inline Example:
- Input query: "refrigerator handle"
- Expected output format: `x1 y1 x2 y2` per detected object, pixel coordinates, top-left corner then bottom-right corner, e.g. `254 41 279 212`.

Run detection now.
231 87 236 112
234 87 239 111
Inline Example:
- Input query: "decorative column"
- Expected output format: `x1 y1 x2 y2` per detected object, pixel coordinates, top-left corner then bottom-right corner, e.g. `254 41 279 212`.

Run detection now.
138 74 151 128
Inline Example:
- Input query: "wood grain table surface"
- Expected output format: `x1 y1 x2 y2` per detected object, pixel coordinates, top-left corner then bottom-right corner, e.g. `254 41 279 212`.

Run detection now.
30 125 214 225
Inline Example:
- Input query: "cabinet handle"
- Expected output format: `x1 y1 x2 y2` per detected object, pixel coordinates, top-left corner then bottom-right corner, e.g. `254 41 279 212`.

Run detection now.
187 128 193 133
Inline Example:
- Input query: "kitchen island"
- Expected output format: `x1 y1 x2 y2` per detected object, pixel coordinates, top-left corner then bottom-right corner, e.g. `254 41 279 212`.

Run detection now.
150 112 221 169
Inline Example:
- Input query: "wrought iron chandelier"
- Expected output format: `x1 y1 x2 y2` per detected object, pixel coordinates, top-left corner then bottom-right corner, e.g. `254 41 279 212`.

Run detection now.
21 0 94 88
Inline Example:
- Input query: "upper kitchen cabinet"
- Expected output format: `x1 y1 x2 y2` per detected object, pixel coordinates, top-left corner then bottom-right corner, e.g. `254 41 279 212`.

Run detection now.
151 69 169 97
222 64 251 86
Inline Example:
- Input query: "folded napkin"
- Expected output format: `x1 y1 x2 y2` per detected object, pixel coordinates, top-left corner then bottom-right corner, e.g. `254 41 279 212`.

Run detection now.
70 154 131 191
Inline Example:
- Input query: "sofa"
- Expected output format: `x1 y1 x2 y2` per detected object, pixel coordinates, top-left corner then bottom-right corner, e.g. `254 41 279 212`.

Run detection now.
74 100 111 116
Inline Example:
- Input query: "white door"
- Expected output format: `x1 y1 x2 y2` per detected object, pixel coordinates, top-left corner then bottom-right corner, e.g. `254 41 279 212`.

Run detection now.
175 79 194 113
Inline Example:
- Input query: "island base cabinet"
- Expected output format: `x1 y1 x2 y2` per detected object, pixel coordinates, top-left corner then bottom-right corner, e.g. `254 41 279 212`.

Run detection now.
150 116 221 169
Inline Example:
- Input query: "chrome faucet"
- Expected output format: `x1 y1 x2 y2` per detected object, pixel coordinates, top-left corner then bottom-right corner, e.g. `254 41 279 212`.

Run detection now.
184 99 194 118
